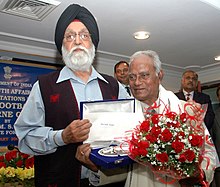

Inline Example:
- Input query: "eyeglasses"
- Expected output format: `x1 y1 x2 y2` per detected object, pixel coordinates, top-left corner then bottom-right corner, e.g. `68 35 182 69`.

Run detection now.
184 76 198 81
129 72 150 82
64 32 91 42
116 68 129 74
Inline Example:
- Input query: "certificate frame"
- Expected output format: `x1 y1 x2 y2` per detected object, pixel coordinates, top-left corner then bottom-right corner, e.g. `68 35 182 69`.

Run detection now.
80 98 135 119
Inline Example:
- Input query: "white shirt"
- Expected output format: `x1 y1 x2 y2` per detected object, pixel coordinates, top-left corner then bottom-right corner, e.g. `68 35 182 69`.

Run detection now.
183 89 194 101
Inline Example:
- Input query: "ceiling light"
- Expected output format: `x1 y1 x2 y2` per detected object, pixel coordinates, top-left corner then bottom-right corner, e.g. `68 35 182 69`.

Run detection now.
214 55 220 61
133 31 150 40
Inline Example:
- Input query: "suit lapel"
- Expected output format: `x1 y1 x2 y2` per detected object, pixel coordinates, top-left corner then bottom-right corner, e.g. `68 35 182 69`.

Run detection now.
180 92 186 101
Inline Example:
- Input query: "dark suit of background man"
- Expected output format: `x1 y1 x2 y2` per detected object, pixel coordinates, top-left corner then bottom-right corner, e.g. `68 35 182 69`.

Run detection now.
175 70 215 131
211 86 220 187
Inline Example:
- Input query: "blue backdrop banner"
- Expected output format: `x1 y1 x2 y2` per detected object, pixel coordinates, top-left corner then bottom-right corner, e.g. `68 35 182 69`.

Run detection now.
0 60 57 149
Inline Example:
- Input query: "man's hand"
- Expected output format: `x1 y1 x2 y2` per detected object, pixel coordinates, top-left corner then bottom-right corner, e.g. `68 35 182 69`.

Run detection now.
179 176 201 186
179 169 206 187
62 119 92 144
76 143 98 172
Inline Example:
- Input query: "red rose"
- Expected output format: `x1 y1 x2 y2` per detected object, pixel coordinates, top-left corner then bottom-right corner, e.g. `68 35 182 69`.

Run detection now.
179 154 187 162
151 114 160 124
189 134 204 147
16 160 23 168
172 141 185 153
0 162 6 168
146 134 157 143
166 121 180 128
25 157 34 168
138 140 150 149
174 121 181 128
184 149 195 162
165 112 177 120
156 152 169 163
176 131 185 141
0 155 4 162
130 146 139 157
5 150 17 161
150 126 161 137
166 122 171 128
160 128 173 142
138 147 148 156
180 113 187 123
20 152 30 159
131 135 139 146
140 120 150 132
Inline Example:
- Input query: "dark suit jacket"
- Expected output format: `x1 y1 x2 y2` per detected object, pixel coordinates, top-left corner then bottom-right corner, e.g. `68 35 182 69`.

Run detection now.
175 91 215 131
211 107 220 186
211 107 220 157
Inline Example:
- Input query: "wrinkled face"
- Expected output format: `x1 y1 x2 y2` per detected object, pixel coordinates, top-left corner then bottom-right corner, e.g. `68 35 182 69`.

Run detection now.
114 63 129 85
129 55 162 105
181 72 198 92
62 21 95 72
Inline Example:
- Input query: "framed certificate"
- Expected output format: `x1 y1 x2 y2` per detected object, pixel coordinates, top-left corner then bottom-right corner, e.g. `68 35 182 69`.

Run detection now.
80 99 142 148
80 99 139 169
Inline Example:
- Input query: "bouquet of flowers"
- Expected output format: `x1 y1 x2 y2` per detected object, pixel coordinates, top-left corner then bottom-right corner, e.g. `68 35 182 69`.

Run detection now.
0 146 34 187
128 102 208 185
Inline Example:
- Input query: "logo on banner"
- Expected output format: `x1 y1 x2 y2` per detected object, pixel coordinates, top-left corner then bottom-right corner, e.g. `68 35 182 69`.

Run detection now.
3 66 12 80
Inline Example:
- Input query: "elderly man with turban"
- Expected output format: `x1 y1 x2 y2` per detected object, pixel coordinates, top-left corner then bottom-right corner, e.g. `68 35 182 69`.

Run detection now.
14 4 129 187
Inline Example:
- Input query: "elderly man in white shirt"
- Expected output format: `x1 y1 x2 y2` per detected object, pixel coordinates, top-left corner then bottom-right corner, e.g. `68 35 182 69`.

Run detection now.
125 50 217 187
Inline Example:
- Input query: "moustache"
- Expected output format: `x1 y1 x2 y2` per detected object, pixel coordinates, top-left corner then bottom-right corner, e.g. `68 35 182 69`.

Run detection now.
70 46 87 54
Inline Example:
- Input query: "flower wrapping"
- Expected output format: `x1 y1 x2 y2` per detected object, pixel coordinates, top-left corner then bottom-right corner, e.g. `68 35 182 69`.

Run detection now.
128 101 208 184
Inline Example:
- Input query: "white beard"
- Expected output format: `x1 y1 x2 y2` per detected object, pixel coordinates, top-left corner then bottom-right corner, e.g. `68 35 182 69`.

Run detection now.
62 44 95 72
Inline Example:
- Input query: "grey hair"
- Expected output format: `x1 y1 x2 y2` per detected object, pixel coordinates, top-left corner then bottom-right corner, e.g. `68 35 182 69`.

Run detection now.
129 50 162 74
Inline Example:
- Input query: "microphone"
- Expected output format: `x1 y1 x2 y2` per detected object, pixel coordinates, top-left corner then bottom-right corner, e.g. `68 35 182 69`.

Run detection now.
7 144 19 151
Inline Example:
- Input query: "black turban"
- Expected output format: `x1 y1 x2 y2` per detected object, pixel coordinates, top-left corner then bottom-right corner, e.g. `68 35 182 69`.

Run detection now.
55 4 99 55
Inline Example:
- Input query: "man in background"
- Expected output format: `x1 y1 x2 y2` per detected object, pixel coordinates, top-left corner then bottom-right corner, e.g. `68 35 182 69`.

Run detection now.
14 3 129 187
114 60 131 95
175 70 215 131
